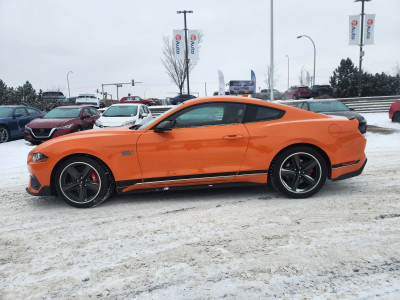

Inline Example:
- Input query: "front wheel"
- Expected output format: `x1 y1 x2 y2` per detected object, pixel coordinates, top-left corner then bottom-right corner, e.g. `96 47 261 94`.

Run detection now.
0 126 10 143
54 156 112 208
269 146 328 198
292 94 298 100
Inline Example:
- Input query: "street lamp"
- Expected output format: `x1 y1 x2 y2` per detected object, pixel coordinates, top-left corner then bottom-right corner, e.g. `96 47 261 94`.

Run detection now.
297 35 316 86
67 71 73 98
285 54 290 89
177 10 193 99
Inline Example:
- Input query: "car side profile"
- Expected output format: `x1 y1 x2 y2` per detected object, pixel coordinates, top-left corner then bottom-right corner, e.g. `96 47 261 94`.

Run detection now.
26 97 367 208
120 96 155 106
389 100 400 122
0 105 44 143
94 103 152 128
24 106 100 144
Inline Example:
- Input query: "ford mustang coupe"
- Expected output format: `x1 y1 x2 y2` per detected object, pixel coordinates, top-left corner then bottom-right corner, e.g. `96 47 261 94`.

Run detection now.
27 97 367 208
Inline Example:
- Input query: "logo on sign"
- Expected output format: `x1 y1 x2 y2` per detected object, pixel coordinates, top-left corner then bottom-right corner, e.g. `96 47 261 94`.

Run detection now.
366 19 373 39
351 19 358 41
190 34 196 41
351 20 358 26
367 19 373 26
175 34 181 54
175 34 182 41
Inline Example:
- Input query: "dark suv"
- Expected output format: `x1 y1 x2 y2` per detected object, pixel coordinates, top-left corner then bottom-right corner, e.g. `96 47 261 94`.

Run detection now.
311 85 333 97
282 86 311 100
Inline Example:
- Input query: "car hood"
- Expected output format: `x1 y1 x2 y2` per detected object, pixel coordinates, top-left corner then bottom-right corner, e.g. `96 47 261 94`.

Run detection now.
99 115 138 127
27 118 76 128
319 111 366 123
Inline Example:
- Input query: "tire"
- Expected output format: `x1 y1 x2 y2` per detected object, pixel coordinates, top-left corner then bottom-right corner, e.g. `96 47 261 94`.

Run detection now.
31 141 41 146
269 146 328 198
292 94 298 100
54 156 112 208
0 126 10 143
393 112 400 123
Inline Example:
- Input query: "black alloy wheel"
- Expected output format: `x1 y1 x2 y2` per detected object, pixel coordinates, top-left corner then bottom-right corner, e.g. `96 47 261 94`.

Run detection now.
270 146 328 198
0 126 9 143
55 156 112 208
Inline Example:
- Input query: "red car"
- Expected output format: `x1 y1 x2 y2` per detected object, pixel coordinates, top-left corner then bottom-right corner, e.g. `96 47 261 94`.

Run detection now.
282 86 312 100
24 106 100 144
389 100 400 122
119 96 155 106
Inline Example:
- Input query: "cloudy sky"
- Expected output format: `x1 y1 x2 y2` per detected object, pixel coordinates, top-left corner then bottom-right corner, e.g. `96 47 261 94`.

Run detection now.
0 0 399 99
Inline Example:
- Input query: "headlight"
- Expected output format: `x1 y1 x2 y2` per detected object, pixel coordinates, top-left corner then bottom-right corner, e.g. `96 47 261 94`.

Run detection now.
95 120 103 128
32 153 49 163
122 120 136 126
56 124 73 130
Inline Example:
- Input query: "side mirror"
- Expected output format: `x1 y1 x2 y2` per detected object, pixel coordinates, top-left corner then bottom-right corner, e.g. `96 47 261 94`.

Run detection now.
13 113 23 119
154 120 173 133
349 108 355 111
82 114 91 119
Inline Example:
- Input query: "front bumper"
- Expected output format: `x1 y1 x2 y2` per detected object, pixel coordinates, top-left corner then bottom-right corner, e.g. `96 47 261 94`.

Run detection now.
24 127 75 142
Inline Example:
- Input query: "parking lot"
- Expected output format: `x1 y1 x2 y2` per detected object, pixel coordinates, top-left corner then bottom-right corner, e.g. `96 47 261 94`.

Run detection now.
0 113 399 298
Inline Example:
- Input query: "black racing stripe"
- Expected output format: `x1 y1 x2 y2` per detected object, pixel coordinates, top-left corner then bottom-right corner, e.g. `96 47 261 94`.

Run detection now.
116 179 142 188
332 160 360 169
143 171 238 183
237 169 268 176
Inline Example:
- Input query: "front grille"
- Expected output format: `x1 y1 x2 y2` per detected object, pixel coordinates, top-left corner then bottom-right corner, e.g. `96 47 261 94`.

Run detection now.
32 128 52 137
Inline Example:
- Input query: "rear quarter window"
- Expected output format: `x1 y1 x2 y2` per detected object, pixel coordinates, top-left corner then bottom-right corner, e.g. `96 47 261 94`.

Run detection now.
243 105 285 123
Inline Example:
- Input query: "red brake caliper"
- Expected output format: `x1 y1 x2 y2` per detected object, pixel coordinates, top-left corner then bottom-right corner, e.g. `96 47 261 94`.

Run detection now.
90 171 99 191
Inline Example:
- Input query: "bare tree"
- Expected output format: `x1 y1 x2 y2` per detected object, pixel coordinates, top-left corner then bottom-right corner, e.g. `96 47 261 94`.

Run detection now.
161 33 202 97
298 66 307 86
264 65 280 91
393 62 400 76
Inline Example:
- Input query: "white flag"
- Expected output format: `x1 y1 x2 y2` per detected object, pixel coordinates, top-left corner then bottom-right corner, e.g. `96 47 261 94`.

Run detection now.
218 70 225 96
173 30 185 61
188 30 199 60
349 15 361 46
363 14 375 45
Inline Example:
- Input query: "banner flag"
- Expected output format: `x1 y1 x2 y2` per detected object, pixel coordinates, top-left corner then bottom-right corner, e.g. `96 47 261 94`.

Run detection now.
349 15 361 46
173 30 185 61
188 30 199 60
363 14 375 45
250 70 256 94
218 70 225 95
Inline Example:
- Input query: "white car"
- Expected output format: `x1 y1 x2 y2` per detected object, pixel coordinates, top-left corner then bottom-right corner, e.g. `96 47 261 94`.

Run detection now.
94 103 152 128
76 94 105 109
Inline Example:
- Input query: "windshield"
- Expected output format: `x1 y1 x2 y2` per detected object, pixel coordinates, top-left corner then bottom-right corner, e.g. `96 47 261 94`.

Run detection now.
309 101 350 113
137 106 177 130
44 108 81 119
103 106 138 117
0 107 13 118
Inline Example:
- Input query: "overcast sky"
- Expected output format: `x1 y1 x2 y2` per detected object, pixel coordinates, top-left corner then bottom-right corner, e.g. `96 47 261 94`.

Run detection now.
1 0 399 99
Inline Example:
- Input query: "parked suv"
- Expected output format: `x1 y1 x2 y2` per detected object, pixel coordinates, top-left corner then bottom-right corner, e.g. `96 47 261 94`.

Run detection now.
42 91 67 103
282 86 312 100
311 85 333 98
120 96 155 106
76 94 105 108
170 94 197 105
389 100 400 122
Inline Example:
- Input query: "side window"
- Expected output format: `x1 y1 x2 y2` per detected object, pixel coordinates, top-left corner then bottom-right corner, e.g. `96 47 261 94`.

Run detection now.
89 108 99 116
165 102 246 129
295 102 305 109
83 108 90 116
243 105 285 123
27 108 40 116
143 106 149 114
139 106 144 115
15 108 28 116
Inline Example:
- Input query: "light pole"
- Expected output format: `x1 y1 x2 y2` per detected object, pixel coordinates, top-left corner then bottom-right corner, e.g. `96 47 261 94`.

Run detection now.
177 10 193 99
270 0 274 101
67 71 73 98
285 54 290 89
297 35 316 86
355 0 372 96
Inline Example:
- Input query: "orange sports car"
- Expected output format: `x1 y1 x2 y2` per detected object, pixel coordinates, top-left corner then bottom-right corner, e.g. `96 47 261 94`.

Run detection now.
26 97 367 208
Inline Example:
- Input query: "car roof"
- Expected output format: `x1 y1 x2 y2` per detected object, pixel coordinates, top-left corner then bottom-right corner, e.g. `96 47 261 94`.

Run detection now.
293 99 339 103
53 106 92 109
109 103 141 107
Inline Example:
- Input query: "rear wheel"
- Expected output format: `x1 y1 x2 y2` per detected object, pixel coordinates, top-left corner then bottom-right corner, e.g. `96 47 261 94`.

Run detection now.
0 126 9 143
54 156 112 208
393 112 400 123
269 146 328 198
293 94 298 100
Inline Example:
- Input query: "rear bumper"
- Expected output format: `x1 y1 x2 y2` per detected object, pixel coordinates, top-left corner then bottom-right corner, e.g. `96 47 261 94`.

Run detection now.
332 158 367 181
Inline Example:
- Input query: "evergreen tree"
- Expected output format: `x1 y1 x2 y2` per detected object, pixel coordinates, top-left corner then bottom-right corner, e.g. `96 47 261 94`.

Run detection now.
330 58 359 98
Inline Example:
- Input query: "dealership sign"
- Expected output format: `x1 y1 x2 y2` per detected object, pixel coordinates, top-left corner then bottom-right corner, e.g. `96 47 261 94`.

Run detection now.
363 14 375 45
173 30 199 61
349 15 361 46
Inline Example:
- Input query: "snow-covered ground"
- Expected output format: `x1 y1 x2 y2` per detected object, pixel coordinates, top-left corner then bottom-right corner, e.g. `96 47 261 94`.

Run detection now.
0 113 399 299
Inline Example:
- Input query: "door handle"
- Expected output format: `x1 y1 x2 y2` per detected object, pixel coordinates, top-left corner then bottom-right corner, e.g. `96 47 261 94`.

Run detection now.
222 135 244 140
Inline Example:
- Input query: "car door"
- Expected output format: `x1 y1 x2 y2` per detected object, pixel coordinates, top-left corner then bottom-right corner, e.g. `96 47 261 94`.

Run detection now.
137 102 249 183
80 108 94 129
14 107 32 135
